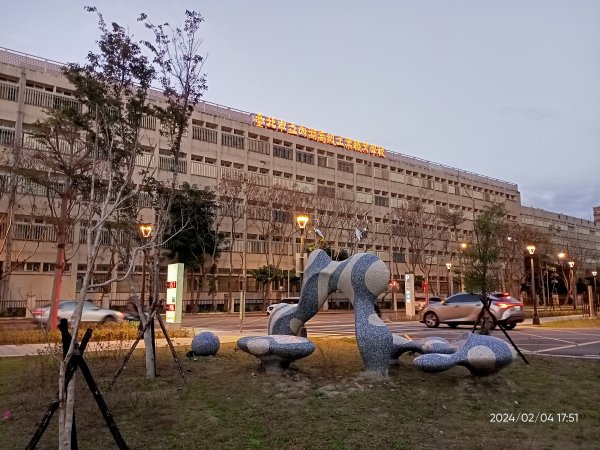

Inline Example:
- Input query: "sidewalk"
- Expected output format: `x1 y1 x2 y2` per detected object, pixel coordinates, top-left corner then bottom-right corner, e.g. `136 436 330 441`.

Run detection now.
522 314 584 325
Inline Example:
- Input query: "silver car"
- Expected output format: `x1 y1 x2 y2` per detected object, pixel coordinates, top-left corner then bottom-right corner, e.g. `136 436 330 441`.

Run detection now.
34 301 124 325
418 292 524 329
267 297 300 315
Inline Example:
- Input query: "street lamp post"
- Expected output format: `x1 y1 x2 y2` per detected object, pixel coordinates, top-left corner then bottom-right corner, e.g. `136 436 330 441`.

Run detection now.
527 245 540 325
568 261 575 310
446 262 453 296
296 214 309 289
592 270 598 315
459 242 467 292
558 252 565 307
139 224 155 373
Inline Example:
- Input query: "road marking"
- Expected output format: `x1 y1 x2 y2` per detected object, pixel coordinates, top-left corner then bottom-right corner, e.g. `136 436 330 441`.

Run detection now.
534 339 600 353
539 329 600 337
510 331 578 345
521 352 600 360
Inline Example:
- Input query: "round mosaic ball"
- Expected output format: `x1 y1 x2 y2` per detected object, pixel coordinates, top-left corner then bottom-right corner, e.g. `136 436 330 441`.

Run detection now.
191 331 220 356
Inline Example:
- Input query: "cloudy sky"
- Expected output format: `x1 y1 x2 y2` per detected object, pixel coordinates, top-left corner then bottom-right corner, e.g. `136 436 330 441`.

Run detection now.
3 1 599 219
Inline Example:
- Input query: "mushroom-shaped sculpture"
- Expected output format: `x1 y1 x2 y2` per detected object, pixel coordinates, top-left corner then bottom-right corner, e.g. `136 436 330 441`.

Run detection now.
237 335 316 373
413 332 517 376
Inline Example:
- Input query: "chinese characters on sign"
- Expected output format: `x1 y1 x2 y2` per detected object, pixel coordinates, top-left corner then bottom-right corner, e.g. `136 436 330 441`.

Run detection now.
253 113 386 158
166 263 184 324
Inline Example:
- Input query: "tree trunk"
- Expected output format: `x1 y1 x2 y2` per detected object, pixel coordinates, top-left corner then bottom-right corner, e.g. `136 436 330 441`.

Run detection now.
228 226 235 313
144 249 159 380
49 188 71 331
0 177 17 306
58 362 75 450
143 326 156 379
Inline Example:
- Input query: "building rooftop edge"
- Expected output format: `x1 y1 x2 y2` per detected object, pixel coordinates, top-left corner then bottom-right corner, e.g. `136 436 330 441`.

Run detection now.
1 46 518 191
521 205 597 225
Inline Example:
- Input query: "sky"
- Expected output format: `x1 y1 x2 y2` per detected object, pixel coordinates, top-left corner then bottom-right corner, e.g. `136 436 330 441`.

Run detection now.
2 1 599 220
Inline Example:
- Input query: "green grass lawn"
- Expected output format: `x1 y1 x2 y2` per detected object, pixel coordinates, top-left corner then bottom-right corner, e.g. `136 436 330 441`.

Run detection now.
0 321 192 345
0 338 598 450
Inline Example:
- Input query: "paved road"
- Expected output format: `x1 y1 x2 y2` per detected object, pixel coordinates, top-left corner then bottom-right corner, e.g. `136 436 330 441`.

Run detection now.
183 311 600 359
1 312 598 359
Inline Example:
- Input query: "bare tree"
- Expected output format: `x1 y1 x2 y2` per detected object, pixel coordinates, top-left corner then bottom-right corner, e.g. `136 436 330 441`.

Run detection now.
47 9 160 447
140 9 208 373
246 183 312 308
390 197 445 281
213 173 247 312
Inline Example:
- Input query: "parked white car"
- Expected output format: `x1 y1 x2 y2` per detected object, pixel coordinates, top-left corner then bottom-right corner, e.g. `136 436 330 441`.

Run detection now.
34 301 124 326
266 297 300 315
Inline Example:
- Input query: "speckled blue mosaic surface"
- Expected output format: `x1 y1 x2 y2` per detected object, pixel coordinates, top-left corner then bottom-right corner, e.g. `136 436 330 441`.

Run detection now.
191 331 220 356
237 335 316 372
413 332 517 376
391 335 454 359
269 250 391 376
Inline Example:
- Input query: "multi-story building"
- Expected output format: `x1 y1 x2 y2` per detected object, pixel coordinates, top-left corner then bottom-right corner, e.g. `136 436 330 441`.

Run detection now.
0 48 598 310
520 206 600 277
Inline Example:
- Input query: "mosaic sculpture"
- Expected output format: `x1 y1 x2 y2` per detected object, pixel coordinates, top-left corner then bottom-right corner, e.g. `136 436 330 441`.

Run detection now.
191 331 221 356
268 249 392 376
237 335 316 373
413 332 517 376
391 335 454 359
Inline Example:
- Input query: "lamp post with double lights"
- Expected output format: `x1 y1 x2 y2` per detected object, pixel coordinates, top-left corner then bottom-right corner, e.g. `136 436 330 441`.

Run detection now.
526 245 540 325
296 214 309 289
568 261 575 310
446 262 453 296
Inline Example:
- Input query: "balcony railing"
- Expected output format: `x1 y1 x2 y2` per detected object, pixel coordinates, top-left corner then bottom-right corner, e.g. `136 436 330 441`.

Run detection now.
0 127 15 145
221 133 244 150
247 139 270 155
272 177 295 191
220 166 246 182
24 87 80 111
158 156 187 173
191 161 218 178
356 192 373 204
295 181 317 194
337 189 354 201
12 223 73 243
140 115 156 130
135 152 153 167
22 132 80 155
192 126 218 144
317 185 335 198
246 172 269 187
0 81 18 102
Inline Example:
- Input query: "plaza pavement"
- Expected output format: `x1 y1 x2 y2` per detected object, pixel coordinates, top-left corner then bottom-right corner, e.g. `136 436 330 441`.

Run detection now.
0 313 587 358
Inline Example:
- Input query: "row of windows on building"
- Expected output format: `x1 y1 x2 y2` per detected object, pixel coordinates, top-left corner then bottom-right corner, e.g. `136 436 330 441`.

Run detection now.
1 73 517 201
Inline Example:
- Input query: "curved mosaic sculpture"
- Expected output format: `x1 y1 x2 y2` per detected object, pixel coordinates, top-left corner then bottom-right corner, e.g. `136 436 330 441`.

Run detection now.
391 335 454 359
191 331 221 356
237 335 316 373
269 249 392 376
413 332 517 376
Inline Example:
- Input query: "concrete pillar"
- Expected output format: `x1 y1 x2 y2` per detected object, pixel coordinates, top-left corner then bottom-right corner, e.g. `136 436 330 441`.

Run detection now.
26 294 36 318
101 293 109 309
